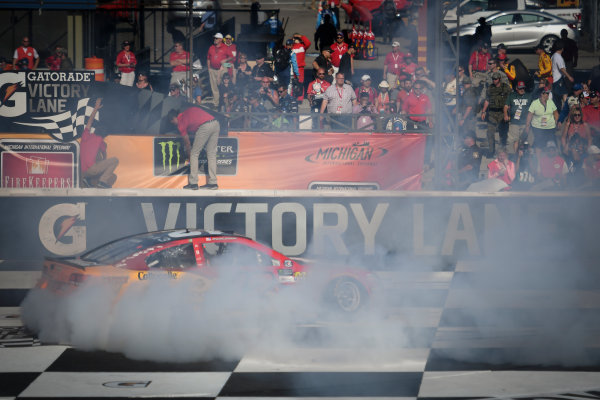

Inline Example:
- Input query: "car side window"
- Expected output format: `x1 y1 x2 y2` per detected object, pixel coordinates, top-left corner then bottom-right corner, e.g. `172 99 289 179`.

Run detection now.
145 243 197 269
202 241 274 268
490 14 514 25
519 13 543 23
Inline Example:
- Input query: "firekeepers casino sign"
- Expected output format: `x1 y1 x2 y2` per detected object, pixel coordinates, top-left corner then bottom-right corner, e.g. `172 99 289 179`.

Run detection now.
0 139 79 189
153 137 238 176
0 71 95 141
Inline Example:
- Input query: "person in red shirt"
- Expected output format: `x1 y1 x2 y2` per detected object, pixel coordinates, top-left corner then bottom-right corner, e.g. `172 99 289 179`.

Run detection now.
395 77 412 111
80 98 119 188
531 141 568 190
487 149 515 187
291 33 311 101
168 107 221 190
400 53 417 80
583 91 600 137
383 41 404 90
115 40 137 87
307 67 332 128
207 33 233 107
170 40 190 86
402 80 431 129
12 36 39 71
330 31 348 71
468 42 492 87
355 74 377 104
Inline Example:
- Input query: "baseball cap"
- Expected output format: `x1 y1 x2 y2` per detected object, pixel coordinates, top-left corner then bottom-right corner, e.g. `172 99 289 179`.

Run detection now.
497 43 507 50
214 33 223 39
122 40 131 46
337 32 344 37
573 83 583 91
322 47 331 52
588 145 600 155
392 41 400 47
492 71 502 79
405 52 413 58
286 39 294 45
516 81 526 89
361 74 371 81
169 83 180 91
379 80 390 88
224 34 233 39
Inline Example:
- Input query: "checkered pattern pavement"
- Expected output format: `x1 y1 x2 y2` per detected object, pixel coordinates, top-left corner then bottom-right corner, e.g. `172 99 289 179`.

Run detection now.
1 260 600 399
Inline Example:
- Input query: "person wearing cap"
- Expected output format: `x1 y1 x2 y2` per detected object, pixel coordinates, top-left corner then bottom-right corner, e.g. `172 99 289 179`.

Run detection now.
383 42 405 90
353 91 376 131
534 44 552 84
330 31 348 72
355 74 377 104
525 87 558 159
207 33 233 107
400 53 417 80
582 145 600 187
313 47 334 83
191 74 202 104
274 39 296 90
530 140 568 190
498 53 516 87
468 41 492 88
170 40 190 88
582 90 600 136
495 43 507 59
168 107 220 190
251 54 275 98
115 40 137 86
482 71 512 156
504 80 533 153
376 80 391 113
315 1 338 30
291 33 311 101
263 11 283 54
168 82 182 98
479 58 509 109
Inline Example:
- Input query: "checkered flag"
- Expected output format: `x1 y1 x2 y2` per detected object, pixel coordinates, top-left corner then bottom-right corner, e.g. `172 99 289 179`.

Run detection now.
15 98 99 142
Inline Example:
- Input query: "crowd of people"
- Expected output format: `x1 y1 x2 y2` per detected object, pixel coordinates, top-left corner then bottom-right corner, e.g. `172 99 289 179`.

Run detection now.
6 8 600 191
445 25 600 192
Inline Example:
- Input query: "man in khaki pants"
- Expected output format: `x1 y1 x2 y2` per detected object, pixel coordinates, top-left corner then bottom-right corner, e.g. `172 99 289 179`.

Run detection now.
168 107 220 190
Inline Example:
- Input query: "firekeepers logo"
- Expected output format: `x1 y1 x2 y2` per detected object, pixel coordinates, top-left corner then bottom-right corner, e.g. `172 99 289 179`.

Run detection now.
305 141 388 165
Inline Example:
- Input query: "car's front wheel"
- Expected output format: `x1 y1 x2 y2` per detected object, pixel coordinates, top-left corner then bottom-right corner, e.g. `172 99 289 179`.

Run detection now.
326 277 367 313
540 35 559 54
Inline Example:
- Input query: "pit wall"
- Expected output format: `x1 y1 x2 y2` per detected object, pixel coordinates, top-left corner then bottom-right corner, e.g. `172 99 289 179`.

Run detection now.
1 190 598 266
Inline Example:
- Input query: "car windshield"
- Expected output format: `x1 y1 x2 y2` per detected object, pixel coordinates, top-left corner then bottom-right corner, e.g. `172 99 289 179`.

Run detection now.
81 232 176 264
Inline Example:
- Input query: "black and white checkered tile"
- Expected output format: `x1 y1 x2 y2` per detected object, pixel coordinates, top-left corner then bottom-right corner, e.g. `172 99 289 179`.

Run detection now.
1 261 600 399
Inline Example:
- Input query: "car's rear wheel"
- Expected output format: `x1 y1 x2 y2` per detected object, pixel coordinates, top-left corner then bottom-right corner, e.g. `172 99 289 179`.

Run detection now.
326 277 367 313
540 35 558 54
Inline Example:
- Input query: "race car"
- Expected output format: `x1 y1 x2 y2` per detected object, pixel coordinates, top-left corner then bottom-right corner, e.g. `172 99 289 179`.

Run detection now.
35 229 376 313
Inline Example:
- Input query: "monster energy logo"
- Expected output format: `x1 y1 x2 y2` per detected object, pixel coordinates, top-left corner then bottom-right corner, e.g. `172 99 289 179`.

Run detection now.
159 140 182 173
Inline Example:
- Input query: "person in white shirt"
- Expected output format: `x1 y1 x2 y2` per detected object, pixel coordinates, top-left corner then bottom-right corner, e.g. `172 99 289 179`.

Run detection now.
551 41 574 109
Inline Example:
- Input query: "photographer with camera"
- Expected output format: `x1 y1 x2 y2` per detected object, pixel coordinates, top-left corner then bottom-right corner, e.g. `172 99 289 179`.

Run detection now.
256 77 279 110
513 139 537 190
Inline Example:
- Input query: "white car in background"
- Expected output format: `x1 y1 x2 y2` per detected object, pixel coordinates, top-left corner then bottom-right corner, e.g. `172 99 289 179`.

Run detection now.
447 9 579 53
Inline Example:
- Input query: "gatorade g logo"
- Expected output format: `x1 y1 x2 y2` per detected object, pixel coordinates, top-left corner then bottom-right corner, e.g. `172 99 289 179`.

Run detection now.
38 202 86 256
156 139 187 176
0 72 26 117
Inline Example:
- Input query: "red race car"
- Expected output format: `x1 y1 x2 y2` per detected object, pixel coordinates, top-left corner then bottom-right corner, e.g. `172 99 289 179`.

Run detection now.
34 229 377 314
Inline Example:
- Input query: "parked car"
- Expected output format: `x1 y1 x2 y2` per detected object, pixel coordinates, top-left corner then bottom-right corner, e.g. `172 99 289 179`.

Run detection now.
34 229 377 313
447 9 578 53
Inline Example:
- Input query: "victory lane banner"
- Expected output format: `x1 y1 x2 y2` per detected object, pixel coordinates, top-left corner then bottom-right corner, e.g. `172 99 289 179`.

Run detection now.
0 138 79 189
